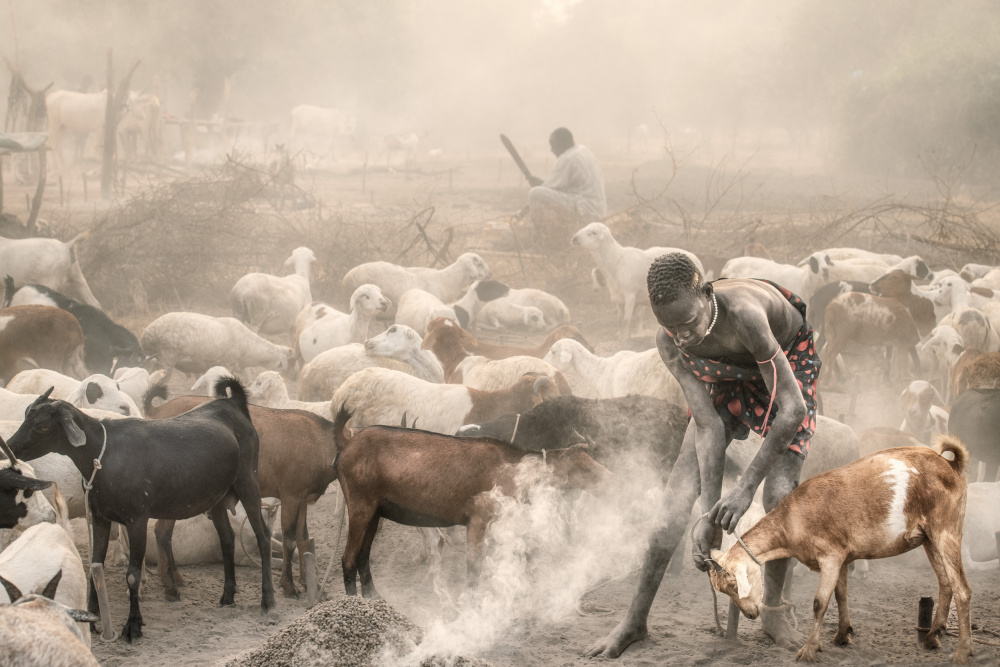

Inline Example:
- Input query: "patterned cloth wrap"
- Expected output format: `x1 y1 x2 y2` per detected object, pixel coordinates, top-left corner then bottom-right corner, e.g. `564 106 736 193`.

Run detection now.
675 279 820 458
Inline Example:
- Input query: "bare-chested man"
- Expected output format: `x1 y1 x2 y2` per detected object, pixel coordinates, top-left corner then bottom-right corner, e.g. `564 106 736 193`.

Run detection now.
586 252 821 658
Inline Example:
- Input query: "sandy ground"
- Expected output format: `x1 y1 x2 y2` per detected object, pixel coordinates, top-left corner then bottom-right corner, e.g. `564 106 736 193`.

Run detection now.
83 485 1000 667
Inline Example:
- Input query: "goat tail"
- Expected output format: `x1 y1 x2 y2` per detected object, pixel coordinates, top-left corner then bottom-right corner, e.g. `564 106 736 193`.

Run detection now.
332 403 353 471
214 376 251 419
2 275 14 308
934 434 970 476
65 230 90 249
142 380 169 414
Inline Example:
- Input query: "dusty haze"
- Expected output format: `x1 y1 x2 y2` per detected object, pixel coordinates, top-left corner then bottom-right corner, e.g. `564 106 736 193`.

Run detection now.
5 0 1000 172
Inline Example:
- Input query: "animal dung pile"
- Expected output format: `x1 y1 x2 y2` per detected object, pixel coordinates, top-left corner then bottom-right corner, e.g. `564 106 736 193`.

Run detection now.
226 596 491 667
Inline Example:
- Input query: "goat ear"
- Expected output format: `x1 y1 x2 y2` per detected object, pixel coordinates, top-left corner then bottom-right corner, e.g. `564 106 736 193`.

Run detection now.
58 408 87 447
40 569 62 599
809 256 819 274
0 574 23 602
735 562 752 599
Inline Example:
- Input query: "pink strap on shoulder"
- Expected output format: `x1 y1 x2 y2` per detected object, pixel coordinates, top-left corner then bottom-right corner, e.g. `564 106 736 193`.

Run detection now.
756 348 781 433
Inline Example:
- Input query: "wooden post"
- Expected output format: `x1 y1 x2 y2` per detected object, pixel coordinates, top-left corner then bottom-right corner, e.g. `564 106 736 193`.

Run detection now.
726 600 740 640
24 193 29 212
26 149 46 232
303 552 318 608
917 596 934 645
0 156 4 213
90 563 116 642
101 48 115 200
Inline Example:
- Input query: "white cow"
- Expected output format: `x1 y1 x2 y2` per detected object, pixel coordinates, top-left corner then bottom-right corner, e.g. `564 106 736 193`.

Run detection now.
45 90 108 166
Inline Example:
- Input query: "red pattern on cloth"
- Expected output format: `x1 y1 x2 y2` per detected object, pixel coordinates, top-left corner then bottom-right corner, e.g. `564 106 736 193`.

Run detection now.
674 279 820 458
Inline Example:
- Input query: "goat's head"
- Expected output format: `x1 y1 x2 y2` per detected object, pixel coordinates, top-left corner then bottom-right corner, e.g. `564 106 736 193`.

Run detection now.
285 247 316 270
543 338 578 371
804 252 834 280
0 435 54 530
522 306 547 333
708 547 764 619
870 269 914 298
365 324 421 358
571 222 610 249
458 253 491 281
351 284 390 317
8 389 89 462
70 375 135 416
545 443 611 495
248 371 288 403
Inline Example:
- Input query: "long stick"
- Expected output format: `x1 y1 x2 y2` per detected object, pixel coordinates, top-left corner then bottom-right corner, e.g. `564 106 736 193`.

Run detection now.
500 134 534 182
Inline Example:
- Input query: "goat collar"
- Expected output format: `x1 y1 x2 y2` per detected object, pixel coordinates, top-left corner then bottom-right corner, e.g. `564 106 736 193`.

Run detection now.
735 531 763 568
82 423 108 491
510 413 521 443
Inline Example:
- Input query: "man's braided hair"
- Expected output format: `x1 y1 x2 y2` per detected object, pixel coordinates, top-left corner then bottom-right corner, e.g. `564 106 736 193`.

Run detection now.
647 252 704 307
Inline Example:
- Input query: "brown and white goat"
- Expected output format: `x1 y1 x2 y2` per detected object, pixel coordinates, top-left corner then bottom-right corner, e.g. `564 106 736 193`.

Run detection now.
332 406 610 597
422 318 573 393
899 380 949 444
0 305 88 383
950 350 1000 400
869 269 937 336
144 386 337 599
821 292 921 382
709 438 972 664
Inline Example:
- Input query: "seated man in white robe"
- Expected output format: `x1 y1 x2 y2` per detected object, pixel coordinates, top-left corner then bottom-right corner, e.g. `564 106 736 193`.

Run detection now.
527 127 606 223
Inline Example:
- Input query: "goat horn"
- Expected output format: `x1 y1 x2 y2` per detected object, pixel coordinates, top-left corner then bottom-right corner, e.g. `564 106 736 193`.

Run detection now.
0 574 23 602
0 434 17 467
29 387 55 410
40 569 62 599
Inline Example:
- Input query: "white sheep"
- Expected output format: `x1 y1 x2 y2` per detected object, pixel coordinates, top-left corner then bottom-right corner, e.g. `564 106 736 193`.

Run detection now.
0 595 98 664
473 299 547 334
502 287 571 328
0 459 57 533
190 366 235 396
6 369 141 417
720 251 834 303
818 247 903 265
395 280 510 334
543 338 685 405
826 254 931 285
342 252 491 308
0 382 137 422
963 481 1000 566
330 366 554 434
899 380 949 444
295 284 391 363
570 222 704 339
230 246 316 335
1 522 90 644
0 234 101 309
363 324 444 383
959 263 995 282
139 312 295 381
939 306 1000 352
296 344 411 402
247 371 332 419
112 366 166 408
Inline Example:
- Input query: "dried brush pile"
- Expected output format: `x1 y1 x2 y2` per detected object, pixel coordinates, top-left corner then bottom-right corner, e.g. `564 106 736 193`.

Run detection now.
77 158 475 315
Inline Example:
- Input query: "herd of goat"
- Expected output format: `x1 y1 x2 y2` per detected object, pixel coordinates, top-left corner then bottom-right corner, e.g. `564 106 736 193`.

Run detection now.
1 218 999 664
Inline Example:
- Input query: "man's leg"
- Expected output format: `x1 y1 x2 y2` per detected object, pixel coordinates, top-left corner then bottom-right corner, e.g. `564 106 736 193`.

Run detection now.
586 421 728 658
760 449 805 650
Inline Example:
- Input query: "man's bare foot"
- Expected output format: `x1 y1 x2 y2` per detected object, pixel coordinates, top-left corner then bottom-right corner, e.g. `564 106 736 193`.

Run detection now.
583 619 648 658
761 607 804 651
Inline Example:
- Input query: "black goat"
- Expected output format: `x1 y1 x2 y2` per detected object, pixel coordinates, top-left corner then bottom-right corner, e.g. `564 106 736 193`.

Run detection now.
3 277 144 375
0 436 52 529
457 394 688 484
7 378 275 642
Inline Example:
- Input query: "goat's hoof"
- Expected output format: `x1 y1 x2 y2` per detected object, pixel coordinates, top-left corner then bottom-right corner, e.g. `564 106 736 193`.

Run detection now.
951 646 973 664
120 618 143 643
833 627 853 646
171 571 186 587
281 582 300 599
794 642 821 662
164 591 180 602
219 594 236 607
923 632 942 650
261 595 276 613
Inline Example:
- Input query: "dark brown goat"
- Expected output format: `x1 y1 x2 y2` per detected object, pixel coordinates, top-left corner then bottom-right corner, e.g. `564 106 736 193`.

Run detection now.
332 406 610 598
869 269 937 336
143 385 337 599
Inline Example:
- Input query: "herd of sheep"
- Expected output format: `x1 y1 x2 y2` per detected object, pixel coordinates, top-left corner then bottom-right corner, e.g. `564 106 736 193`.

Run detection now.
1 216 1000 664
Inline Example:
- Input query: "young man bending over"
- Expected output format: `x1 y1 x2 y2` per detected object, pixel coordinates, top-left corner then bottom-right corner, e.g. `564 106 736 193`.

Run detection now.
586 252 821 658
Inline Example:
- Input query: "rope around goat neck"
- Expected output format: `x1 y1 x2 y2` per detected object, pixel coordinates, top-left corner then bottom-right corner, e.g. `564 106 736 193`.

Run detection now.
83 423 108 573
